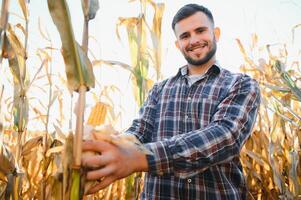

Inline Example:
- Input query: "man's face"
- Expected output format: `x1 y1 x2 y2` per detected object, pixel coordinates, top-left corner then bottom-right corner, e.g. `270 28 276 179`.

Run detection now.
174 12 219 66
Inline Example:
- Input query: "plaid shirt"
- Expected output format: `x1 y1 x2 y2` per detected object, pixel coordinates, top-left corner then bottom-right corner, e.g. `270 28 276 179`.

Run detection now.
126 64 260 200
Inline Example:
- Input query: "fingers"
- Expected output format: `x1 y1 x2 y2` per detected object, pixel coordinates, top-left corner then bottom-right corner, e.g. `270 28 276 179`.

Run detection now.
86 165 116 180
82 154 111 169
86 176 116 194
82 140 110 152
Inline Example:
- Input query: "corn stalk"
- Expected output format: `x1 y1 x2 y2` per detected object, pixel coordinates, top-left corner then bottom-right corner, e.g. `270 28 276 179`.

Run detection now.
48 0 97 199
0 85 16 199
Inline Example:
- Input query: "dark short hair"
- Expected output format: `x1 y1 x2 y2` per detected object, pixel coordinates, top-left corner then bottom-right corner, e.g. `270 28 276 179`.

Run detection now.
172 4 214 31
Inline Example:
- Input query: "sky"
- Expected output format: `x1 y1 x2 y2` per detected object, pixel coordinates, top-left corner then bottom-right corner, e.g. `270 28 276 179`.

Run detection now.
1 0 301 131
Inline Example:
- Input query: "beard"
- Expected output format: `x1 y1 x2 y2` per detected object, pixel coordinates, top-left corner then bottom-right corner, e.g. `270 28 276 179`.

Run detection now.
183 38 217 66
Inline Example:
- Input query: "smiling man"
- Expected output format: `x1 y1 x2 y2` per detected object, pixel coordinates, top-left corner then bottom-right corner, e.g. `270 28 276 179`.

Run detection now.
173 7 219 76
82 4 261 199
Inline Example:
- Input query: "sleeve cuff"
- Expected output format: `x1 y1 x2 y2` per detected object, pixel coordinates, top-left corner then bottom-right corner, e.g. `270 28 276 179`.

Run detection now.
144 141 174 176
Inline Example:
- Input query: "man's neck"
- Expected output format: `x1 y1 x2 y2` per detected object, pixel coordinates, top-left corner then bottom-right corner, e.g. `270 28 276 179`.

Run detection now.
187 58 216 76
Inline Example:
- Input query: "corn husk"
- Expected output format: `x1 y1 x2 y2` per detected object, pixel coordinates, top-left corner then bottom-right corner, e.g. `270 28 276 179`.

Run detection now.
82 124 152 194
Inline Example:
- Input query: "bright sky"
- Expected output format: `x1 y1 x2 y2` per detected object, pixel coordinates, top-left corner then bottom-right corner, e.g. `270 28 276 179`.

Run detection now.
1 0 301 132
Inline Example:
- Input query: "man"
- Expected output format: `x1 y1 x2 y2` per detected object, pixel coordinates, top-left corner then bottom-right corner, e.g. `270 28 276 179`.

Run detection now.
82 4 260 199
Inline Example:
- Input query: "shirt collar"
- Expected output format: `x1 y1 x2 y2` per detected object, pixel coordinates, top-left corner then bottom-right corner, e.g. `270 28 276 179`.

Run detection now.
179 62 221 77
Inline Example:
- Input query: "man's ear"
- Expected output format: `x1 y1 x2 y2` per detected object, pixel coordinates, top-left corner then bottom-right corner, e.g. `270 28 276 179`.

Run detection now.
214 27 221 42
175 40 180 49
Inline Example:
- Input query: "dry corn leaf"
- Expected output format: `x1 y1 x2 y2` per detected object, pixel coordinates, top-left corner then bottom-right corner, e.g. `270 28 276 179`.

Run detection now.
18 0 28 21
48 0 95 91
46 173 63 200
242 148 270 171
15 23 26 37
4 25 27 86
53 124 66 141
46 146 64 157
62 132 73 199
118 15 150 106
235 38 255 66
0 0 10 63
38 18 51 42
148 0 164 80
0 142 15 175
21 136 43 157
116 17 139 68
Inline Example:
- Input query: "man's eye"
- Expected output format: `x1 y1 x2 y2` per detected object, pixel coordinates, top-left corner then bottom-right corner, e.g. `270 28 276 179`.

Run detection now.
180 35 189 39
196 29 204 33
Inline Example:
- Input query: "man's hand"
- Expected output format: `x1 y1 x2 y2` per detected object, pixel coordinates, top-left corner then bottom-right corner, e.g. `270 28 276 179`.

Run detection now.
82 139 149 194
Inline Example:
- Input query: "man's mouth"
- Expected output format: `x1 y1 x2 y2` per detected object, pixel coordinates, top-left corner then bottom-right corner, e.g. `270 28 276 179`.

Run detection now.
187 43 208 52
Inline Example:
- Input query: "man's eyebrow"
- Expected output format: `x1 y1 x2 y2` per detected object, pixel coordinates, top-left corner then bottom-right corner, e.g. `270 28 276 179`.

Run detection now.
179 31 189 38
178 26 209 38
194 27 208 32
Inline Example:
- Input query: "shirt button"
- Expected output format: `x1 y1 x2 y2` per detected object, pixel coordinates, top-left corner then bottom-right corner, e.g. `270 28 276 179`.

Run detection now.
187 97 192 101
185 115 189 120
187 179 192 183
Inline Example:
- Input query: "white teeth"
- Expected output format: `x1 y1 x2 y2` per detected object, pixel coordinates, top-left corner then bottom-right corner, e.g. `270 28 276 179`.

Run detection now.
189 44 207 51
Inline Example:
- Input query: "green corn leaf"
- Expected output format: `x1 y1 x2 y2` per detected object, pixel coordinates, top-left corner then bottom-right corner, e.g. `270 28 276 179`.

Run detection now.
264 84 290 93
47 0 95 91
289 150 299 195
12 88 29 132
274 60 301 101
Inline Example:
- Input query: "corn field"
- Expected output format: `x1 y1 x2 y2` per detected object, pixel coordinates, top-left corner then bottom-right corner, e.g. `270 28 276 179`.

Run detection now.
0 0 300 199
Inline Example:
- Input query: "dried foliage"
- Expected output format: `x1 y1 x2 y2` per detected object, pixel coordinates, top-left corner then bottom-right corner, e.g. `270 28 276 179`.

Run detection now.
1 0 299 200
237 32 301 199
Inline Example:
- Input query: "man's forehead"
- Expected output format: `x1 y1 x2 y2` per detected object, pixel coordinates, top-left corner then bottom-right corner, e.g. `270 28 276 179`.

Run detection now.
174 12 212 35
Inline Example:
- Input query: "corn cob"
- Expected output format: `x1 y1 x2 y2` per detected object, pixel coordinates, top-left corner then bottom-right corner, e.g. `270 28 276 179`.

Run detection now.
86 102 108 127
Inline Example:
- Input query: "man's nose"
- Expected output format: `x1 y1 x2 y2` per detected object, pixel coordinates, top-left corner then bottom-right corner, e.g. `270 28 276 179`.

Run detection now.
189 34 200 45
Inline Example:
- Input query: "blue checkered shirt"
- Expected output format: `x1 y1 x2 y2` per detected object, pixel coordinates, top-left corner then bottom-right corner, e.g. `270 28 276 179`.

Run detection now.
126 64 260 200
